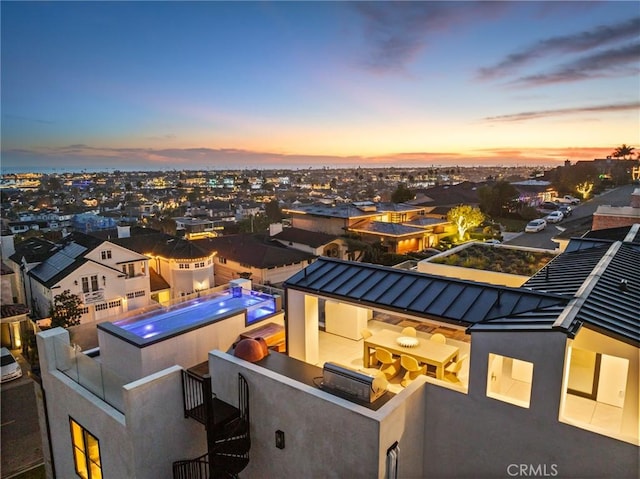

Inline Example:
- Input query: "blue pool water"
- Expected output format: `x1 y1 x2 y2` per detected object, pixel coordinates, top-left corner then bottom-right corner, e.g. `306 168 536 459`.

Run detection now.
112 289 276 340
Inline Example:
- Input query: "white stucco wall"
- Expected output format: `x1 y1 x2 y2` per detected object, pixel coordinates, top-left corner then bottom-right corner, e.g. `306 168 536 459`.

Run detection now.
208 350 426 478
421 330 639 478
417 261 530 287
37 328 207 479
98 311 285 383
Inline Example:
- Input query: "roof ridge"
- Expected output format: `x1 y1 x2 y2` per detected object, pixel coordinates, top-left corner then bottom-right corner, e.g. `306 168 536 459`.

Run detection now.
552 241 621 333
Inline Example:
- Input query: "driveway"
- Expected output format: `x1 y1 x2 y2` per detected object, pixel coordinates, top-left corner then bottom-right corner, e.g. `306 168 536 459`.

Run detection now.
1 354 44 478
504 184 637 250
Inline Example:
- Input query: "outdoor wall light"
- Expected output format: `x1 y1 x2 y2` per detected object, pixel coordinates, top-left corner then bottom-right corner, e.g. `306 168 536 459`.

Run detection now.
74 280 78 286
102 275 106 286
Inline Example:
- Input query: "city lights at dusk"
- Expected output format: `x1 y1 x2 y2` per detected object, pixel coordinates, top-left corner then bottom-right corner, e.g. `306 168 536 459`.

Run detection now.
1 1 639 171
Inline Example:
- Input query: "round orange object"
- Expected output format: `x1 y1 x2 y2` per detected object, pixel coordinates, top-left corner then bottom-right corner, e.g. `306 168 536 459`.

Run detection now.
234 338 266 363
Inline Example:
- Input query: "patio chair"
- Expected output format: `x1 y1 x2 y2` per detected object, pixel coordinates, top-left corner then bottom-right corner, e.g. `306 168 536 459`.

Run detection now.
430 333 446 344
400 354 426 387
375 348 401 381
361 328 377 366
444 354 468 383
401 327 417 337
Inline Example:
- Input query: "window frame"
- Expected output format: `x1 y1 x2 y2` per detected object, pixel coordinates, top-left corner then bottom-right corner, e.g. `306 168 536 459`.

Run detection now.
69 417 102 479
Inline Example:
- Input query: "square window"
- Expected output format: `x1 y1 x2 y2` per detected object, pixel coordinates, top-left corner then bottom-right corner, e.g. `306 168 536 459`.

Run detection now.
487 353 534 408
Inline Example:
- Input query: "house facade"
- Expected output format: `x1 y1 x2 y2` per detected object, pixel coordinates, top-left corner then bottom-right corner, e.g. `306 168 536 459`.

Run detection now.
34 225 639 479
26 233 152 323
283 201 446 254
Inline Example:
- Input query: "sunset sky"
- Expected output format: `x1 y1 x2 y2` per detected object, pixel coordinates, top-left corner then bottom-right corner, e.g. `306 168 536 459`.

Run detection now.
1 1 639 171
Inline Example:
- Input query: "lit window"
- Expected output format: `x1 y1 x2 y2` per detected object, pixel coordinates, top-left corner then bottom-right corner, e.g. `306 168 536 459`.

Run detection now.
487 353 534 408
70 418 102 479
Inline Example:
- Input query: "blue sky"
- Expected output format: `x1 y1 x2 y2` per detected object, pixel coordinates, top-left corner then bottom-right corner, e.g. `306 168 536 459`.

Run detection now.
2 1 639 171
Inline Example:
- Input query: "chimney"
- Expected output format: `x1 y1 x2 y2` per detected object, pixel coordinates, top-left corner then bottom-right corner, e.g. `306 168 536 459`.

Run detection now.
269 223 283 236
0 230 15 260
117 225 131 238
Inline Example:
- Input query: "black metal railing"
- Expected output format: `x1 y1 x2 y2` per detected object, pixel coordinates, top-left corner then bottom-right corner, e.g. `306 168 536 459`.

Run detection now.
173 453 209 479
181 369 211 426
174 373 250 479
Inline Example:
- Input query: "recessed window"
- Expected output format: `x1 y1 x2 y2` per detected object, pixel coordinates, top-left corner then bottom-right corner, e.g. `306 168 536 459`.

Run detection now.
81 275 99 293
100 250 111 260
487 353 534 408
70 418 102 479
219 257 227 264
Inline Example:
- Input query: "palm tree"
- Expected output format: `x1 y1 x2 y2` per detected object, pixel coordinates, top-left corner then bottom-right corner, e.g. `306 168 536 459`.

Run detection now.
612 144 635 159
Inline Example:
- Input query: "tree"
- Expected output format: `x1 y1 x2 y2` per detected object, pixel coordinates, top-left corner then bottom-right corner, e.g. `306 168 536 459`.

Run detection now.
390 183 414 203
478 181 518 217
447 205 485 242
265 199 283 223
612 144 635 160
49 290 83 329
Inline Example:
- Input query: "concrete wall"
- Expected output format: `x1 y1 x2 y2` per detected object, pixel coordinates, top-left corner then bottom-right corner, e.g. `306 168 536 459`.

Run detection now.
208 350 426 479
418 261 530 287
98 311 285 383
37 328 206 479
422 330 639 478
125 367 207 478
38 328 133 479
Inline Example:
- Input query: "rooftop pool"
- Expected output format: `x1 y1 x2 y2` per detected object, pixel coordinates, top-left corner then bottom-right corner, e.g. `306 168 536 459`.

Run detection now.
98 288 278 347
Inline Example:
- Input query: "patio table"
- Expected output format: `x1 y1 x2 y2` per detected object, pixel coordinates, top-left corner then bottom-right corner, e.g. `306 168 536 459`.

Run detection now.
363 329 459 380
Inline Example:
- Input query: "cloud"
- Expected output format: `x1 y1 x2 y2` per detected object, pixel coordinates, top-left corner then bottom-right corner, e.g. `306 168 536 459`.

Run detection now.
353 2 507 73
509 42 640 87
484 101 640 123
478 16 640 80
2 113 54 124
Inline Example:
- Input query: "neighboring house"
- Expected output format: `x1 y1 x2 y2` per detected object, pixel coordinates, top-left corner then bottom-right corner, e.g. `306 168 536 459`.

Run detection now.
6 236 59 305
34 225 639 479
270 224 348 259
194 233 316 287
1 259 30 349
173 217 220 240
109 229 215 299
27 232 152 323
510 179 557 206
592 187 640 231
283 201 438 253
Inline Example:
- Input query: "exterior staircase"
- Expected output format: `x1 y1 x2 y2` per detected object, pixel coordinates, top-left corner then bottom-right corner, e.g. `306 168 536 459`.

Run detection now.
173 370 250 479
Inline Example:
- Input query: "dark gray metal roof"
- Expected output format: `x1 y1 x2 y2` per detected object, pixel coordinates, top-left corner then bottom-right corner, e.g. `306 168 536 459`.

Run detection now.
524 240 639 346
284 257 568 327
284 202 421 219
349 221 426 237
523 245 609 296
573 243 639 345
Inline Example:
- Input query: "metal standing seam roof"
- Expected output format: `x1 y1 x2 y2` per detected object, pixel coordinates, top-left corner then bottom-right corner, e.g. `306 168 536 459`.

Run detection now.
524 239 639 346
348 221 428 236
573 243 639 346
284 257 569 328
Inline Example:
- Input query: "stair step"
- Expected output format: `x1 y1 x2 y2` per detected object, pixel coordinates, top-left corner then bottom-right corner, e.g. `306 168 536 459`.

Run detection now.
211 455 250 475
212 437 250 455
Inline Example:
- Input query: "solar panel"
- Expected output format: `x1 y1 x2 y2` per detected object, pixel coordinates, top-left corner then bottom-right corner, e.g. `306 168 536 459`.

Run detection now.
32 250 77 282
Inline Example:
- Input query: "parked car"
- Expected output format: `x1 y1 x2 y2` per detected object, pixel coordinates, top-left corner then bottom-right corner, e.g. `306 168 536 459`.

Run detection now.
545 211 564 223
1 347 22 383
558 205 573 217
540 201 559 211
525 219 547 233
